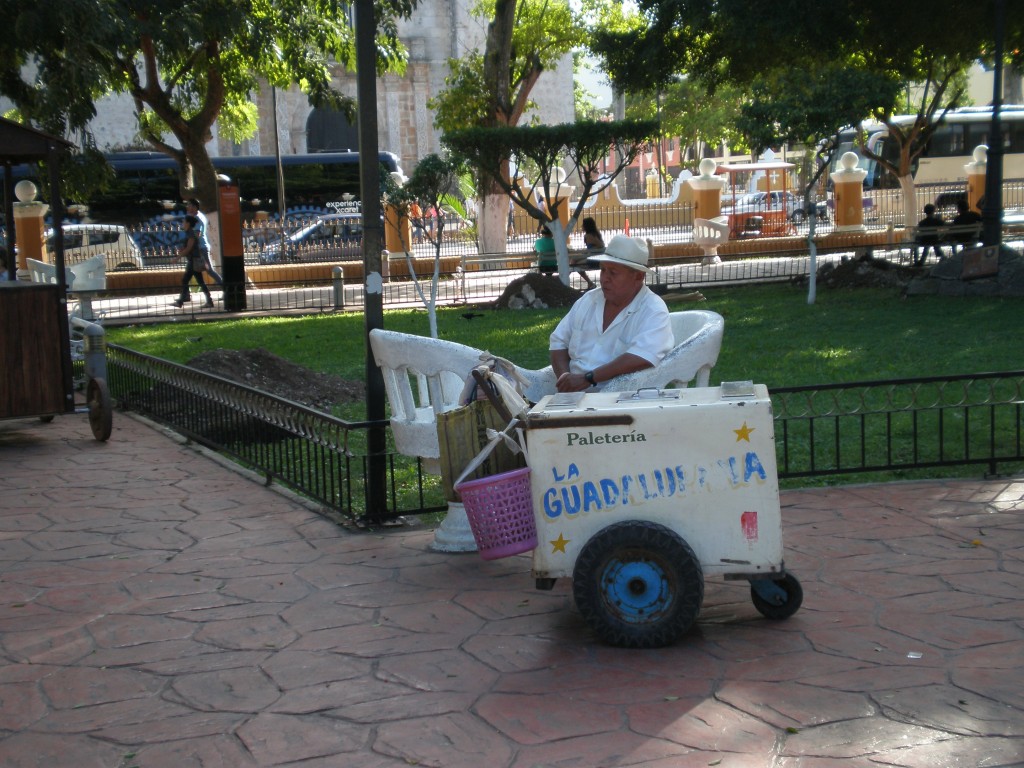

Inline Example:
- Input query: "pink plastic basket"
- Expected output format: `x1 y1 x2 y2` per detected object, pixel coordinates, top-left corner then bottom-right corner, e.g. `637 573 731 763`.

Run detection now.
456 467 538 560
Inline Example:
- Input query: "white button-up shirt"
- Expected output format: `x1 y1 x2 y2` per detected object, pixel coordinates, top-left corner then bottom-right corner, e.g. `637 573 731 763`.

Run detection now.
549 286 673 377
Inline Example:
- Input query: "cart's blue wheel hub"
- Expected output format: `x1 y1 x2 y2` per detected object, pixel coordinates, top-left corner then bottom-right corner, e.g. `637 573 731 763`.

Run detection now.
602 559 672 624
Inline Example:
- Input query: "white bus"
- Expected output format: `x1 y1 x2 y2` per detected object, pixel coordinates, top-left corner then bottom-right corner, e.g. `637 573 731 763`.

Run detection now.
831 106 1024 223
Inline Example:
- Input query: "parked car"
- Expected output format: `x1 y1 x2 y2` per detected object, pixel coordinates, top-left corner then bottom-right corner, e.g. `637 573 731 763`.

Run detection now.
721 191 828 224
791 197 830 224
45 224 144 271
254 213 363 264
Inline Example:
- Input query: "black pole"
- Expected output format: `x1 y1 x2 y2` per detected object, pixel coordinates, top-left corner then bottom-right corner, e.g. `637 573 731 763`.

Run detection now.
3 162 13 281
982 0 1005 247
355 0 389 524
49 147 75 415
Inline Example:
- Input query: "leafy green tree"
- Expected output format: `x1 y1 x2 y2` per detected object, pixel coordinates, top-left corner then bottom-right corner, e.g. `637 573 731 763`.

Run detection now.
593 1 1023 229
0 0 414 215
429 0 586 253
625 78 746 170
445 119 658 285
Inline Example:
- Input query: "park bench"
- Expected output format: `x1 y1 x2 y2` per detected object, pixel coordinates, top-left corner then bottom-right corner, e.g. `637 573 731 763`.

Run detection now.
907 222 983 265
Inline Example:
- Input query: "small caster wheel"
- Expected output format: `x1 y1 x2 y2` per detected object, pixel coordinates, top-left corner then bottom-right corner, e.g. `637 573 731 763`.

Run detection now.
573 520 703 648
750 573 803 620
87 377 113 442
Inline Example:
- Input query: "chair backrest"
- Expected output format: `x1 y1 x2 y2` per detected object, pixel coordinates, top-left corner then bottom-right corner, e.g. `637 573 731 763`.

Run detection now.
68 255 107 292
369 328 483 418
604 309 724 391
26 255 106 292
694 217 729 237
369 328 486 461
26 258 67 286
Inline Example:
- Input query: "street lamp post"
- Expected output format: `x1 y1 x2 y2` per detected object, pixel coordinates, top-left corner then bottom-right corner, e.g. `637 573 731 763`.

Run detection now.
356 0 390 524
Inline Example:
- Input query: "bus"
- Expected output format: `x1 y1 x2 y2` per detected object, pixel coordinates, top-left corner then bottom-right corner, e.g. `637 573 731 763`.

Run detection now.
829 106 1024 222
835 107 1024 186
15 150 405 225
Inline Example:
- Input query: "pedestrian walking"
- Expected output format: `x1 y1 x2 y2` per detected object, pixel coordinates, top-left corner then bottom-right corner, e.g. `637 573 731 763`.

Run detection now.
172 214 215 309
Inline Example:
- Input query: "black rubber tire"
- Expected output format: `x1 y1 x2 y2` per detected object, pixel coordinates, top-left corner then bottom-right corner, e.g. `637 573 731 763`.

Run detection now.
791 210 806 225
572 520 703 648
87 377 113 442
750 572 803 620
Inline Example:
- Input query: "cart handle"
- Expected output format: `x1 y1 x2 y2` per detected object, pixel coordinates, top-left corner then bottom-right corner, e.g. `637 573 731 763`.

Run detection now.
471 367 522 425
452 415 527 489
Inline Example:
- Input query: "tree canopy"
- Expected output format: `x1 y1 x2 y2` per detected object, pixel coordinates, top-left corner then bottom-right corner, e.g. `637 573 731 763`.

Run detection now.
445 119 658 283
593 1 1024 225
428 0 587 253
0 0 415 210
430 0 584 132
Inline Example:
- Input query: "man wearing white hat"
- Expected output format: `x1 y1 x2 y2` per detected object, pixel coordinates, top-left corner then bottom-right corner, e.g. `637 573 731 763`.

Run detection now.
549 235 673 392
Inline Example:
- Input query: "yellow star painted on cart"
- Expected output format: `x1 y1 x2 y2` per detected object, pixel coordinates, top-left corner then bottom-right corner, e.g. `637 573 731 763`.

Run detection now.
550 533 569 553
734 421 754 442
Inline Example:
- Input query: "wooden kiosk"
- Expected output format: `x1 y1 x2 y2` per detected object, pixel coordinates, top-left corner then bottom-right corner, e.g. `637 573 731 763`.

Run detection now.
1 118 112 440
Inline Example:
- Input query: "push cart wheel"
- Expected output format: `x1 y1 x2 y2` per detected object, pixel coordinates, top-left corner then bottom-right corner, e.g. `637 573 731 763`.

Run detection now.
87 377 113 442
750 573 803 620
572 520 703 648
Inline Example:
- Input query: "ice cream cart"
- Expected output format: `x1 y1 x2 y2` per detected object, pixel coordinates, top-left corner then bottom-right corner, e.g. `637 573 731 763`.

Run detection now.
522 382 802 647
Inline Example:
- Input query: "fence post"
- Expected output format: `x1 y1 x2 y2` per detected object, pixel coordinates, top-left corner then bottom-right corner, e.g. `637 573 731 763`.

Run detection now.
332 266 345 309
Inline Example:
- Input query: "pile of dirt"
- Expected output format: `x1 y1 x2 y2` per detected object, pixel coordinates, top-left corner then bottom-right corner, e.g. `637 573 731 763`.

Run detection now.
186 347 363 411
814 252 923 291
494 273 585 309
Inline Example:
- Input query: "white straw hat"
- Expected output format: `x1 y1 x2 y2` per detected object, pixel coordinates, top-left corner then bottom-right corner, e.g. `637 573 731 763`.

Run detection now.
588 235 651 273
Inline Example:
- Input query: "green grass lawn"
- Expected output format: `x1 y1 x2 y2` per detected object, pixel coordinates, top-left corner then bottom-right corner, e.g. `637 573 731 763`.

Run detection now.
106 282 1024 495
108 282 1024 397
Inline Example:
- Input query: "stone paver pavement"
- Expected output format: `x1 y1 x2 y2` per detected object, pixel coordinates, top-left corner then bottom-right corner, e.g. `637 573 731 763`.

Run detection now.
1 412 1022 767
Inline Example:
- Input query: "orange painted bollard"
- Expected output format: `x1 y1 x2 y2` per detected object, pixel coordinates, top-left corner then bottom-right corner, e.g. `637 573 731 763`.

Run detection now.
624 218 630 236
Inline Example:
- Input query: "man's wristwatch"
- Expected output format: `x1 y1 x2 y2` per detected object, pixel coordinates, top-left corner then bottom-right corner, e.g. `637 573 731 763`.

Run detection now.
584 370 597 386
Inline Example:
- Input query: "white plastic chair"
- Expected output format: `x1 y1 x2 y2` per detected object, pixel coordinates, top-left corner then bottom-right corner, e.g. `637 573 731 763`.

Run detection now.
369 309 724 467
369 329 487 473
26 255 106 321
606 309 724 390
692 216 729 265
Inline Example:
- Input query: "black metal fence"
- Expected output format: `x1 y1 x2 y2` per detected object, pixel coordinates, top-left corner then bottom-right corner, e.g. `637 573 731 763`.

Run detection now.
106 343 1024 523
773 372 1024 478
109 178 1024 267
49 178 1022 324
106 344 448 520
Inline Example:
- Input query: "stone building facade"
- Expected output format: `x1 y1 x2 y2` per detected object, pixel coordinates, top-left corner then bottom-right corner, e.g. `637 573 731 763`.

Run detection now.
234 1 575 171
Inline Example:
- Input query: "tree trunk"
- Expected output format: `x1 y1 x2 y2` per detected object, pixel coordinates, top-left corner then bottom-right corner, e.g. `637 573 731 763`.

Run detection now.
898 174 917 231
547 219 571 286
180 139 222 260
479 180 509 255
